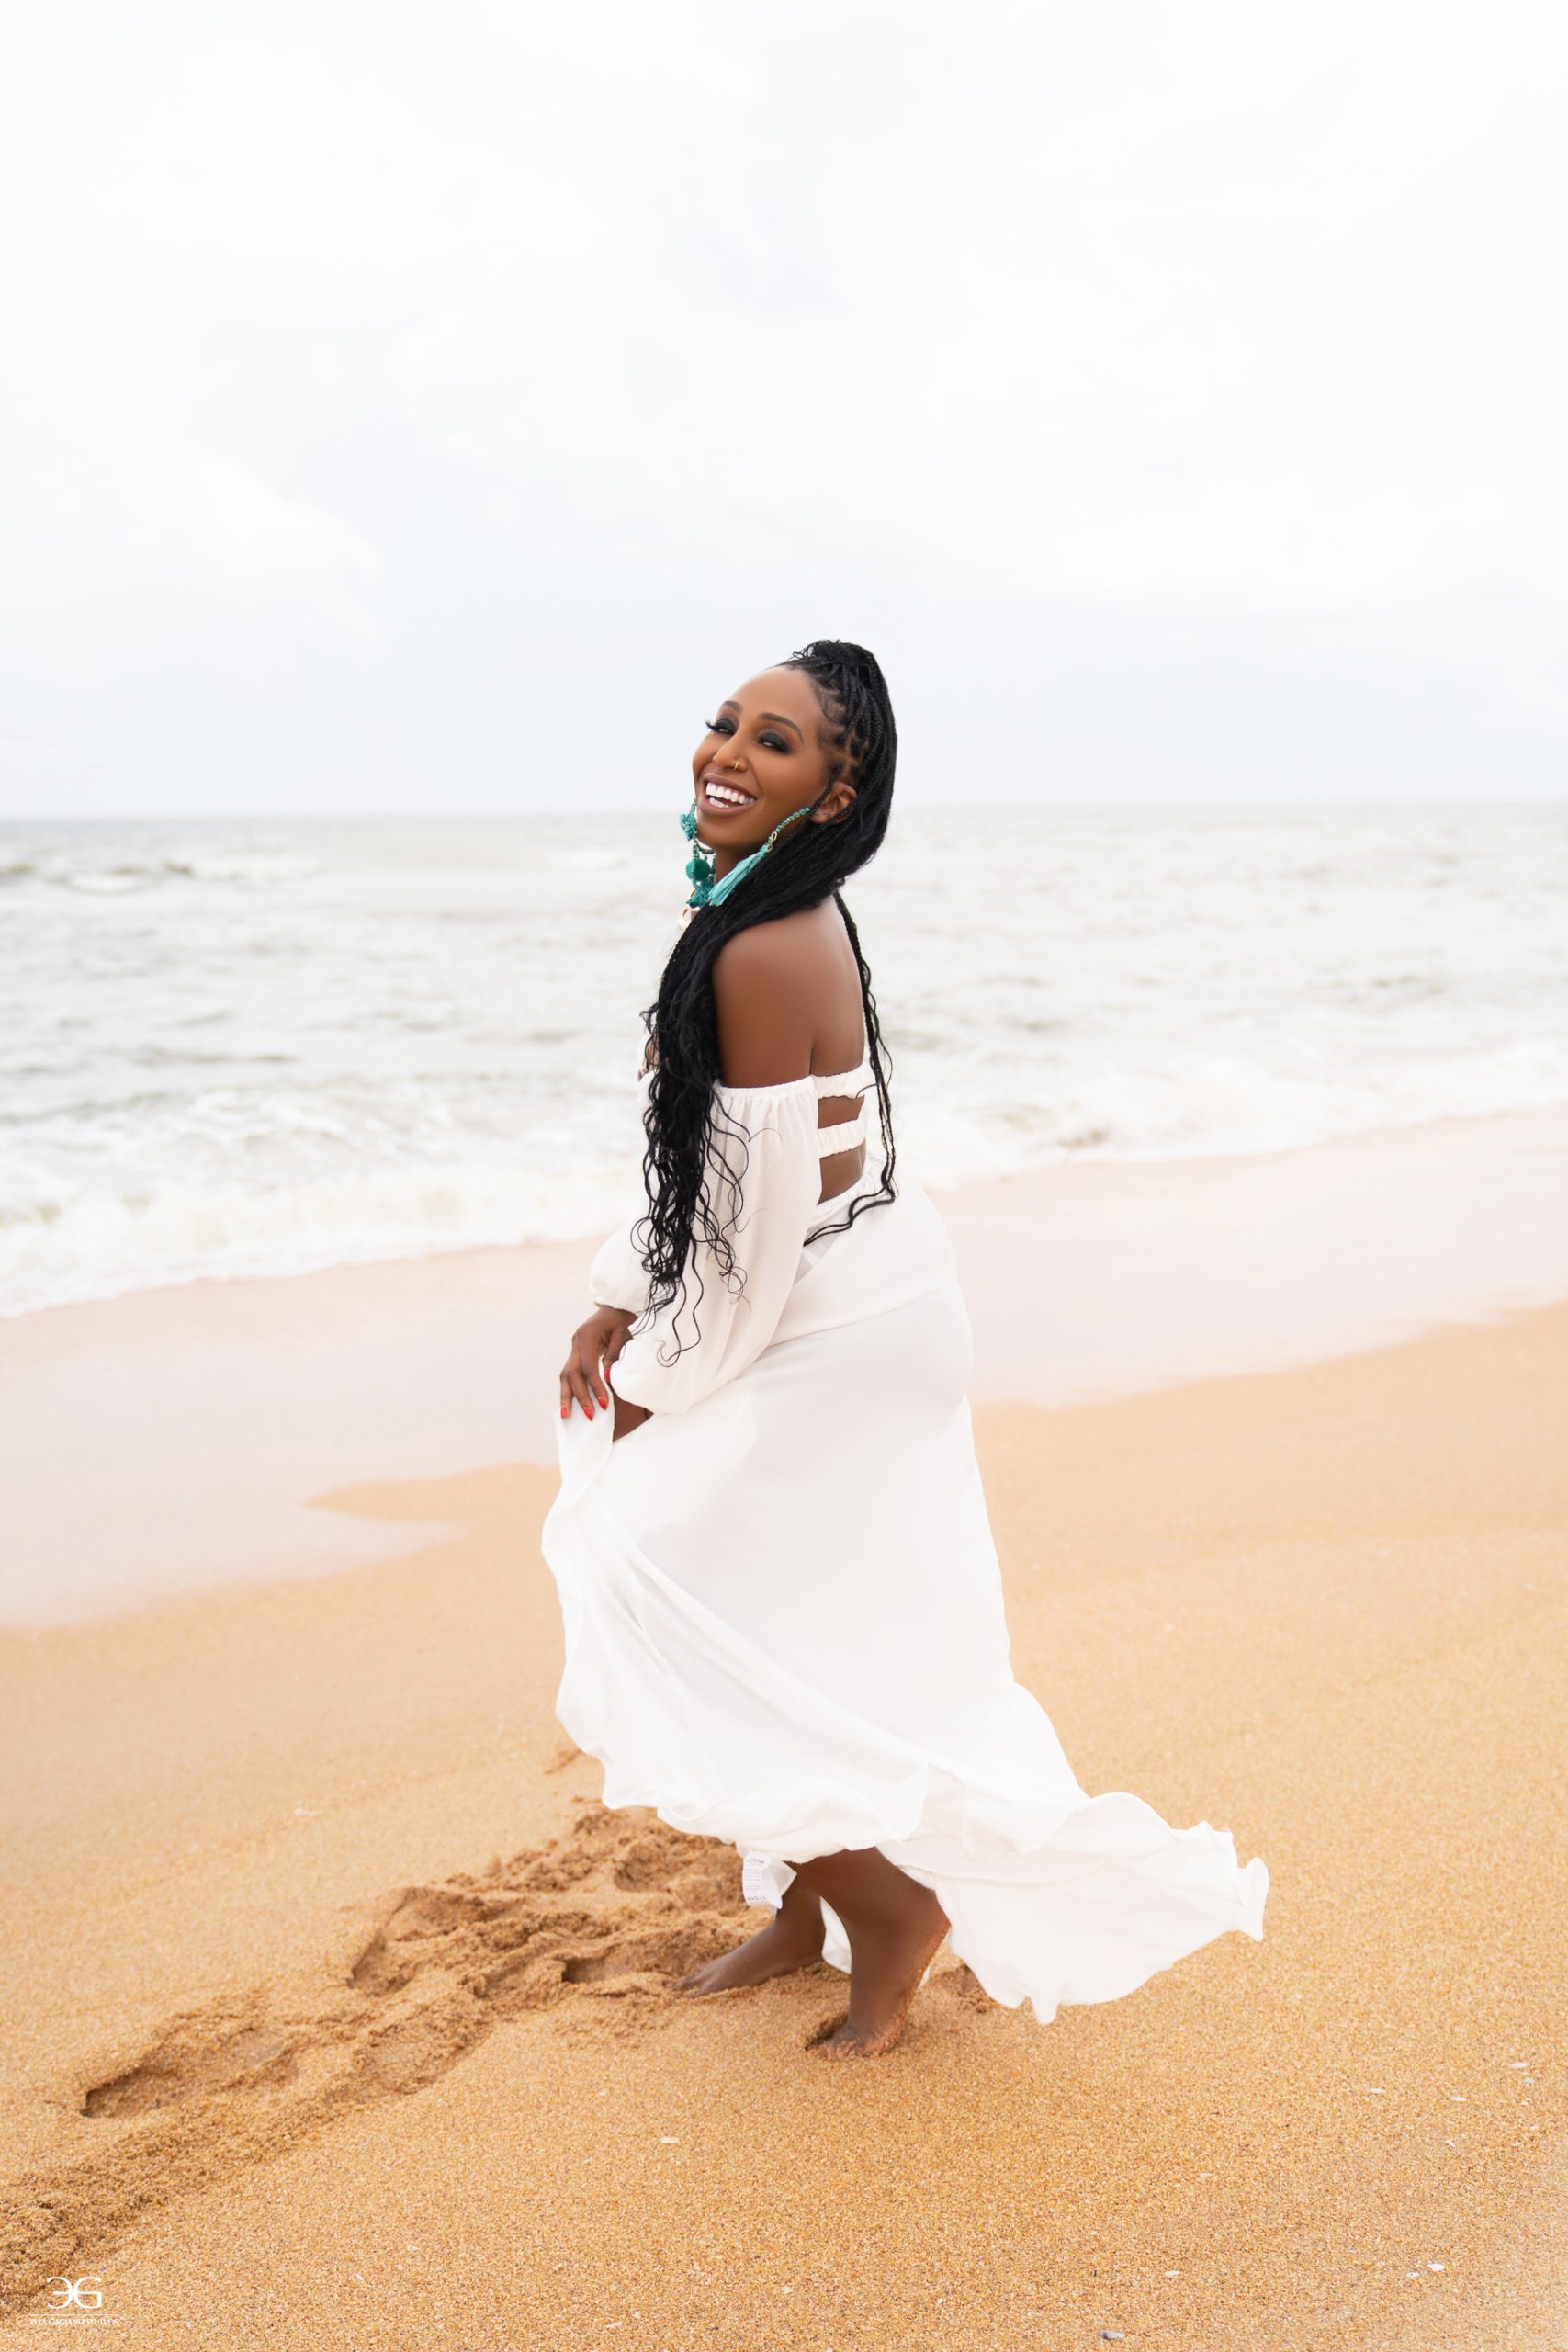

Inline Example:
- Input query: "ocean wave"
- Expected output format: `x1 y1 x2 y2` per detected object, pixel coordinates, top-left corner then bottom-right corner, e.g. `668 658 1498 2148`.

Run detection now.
0 1155 644 1319
5 1039 1568 1317
163 850 321 885
4 805 1566 1316
0 845 321 892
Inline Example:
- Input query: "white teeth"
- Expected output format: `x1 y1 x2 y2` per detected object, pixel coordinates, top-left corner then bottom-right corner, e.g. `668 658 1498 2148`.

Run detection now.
706 784 752 806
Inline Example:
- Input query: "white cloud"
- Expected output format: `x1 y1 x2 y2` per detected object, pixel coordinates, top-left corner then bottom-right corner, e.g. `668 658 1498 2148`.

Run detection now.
1 0 1564 809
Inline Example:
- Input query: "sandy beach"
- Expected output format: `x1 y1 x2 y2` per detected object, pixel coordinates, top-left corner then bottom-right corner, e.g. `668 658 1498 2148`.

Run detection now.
3 1240 1564 2346
8 0 1568 2335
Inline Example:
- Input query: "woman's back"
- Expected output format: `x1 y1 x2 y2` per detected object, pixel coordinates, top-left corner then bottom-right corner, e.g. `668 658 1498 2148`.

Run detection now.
713 899 872 1204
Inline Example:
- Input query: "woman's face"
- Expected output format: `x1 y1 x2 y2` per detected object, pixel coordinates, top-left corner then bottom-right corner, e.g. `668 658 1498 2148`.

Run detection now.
690 667 857 868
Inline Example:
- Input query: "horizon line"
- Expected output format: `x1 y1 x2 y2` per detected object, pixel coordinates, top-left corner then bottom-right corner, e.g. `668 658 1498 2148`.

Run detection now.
6 793 1568 824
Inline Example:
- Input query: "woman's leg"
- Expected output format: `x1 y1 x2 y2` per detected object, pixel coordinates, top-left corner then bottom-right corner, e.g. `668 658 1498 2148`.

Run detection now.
671 1869 826 1997
787 1847 950 2059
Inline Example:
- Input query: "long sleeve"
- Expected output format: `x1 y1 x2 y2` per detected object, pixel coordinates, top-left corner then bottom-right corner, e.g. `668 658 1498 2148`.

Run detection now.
607 1079 823 1418
586 1213 654 1317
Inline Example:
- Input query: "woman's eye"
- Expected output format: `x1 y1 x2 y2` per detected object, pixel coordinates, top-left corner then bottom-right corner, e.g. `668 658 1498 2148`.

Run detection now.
703 717 789 753
705 715 789 752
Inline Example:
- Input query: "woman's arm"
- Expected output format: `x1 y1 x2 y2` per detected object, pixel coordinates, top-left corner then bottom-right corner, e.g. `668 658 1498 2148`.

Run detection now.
605 921 826 1419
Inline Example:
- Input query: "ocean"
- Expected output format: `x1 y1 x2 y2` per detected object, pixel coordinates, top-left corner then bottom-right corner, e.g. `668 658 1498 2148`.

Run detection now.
4 805 1565 1317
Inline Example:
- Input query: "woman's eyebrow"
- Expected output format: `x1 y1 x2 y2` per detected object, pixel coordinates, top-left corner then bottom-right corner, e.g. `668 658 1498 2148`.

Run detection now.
719 699 803 740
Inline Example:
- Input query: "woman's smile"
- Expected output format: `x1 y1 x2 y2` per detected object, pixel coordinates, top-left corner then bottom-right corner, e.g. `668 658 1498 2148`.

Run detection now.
698 774 760 815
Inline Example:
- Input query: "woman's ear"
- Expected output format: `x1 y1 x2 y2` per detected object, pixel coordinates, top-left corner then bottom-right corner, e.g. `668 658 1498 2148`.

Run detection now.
812 781 858 826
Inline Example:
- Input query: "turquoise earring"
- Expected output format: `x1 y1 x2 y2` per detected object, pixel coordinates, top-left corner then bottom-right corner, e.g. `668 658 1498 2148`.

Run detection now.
680 802 716 905
680 797 818 916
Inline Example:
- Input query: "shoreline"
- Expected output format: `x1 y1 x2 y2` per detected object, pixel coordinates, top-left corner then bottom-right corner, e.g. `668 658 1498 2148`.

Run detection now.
2 1298 1563 2343
6 1091 1568 1333
3 1099 1567 1625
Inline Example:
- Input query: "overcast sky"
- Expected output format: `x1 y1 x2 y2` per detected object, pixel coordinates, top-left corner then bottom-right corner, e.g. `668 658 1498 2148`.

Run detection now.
3 0 1565 815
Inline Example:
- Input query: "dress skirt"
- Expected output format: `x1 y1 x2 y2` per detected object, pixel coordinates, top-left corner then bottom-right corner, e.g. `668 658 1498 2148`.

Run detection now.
540 1077 1269 2024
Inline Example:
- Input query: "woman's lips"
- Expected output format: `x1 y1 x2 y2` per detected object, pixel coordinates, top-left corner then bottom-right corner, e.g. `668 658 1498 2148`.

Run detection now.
700 777 758 813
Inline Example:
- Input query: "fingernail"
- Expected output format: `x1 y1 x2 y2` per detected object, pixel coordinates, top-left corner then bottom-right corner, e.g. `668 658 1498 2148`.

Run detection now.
560 1403 569 1419
584 1405 594 1419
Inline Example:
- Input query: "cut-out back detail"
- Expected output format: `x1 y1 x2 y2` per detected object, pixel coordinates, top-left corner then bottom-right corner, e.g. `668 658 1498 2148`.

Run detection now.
591 1040 886 1396
811 1054 874 1161
637 1052 875 1162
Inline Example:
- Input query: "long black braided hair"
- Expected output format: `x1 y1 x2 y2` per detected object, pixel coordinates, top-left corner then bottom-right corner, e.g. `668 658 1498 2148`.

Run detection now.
633 639 898 1360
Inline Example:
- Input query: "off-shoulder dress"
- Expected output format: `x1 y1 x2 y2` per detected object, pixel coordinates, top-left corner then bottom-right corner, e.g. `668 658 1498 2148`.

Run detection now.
540 1042 1269 2020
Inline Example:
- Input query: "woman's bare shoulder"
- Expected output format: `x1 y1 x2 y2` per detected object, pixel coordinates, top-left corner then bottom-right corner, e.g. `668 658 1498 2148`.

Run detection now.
711 911 831 1085
711 906 824 986
712 905 850 1002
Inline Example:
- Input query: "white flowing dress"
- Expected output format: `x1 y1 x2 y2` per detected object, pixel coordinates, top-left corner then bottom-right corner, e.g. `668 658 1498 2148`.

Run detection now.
541 1047 1269 2022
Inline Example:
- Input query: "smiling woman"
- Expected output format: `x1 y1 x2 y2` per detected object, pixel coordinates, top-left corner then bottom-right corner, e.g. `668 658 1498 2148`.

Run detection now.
541 638 1269 2061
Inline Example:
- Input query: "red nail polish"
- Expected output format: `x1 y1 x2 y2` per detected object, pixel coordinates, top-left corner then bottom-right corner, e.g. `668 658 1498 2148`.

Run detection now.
560 1403 569 1418
584 1405 594 1419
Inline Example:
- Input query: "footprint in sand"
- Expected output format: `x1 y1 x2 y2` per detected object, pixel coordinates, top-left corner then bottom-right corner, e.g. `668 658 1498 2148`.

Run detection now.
3 1804 991 2319
0 1806 751 2320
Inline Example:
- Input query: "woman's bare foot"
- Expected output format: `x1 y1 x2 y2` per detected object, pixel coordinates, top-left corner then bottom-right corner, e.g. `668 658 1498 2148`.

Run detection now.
790 1848 951 2060
671 1877 825 1997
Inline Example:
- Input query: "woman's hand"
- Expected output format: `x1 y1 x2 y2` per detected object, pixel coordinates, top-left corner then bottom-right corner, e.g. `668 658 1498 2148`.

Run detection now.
559 1306 637 1425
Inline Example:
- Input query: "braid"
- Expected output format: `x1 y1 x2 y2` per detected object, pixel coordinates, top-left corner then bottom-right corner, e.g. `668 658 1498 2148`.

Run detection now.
634 639 899 1355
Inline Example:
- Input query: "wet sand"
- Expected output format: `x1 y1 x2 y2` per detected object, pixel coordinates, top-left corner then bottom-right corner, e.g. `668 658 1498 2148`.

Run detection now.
5 1099 1567 1625
2 1296 1564 2346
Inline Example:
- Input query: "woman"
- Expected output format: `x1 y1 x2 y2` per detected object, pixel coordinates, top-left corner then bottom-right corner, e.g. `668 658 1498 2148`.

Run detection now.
542 639 1269 2060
